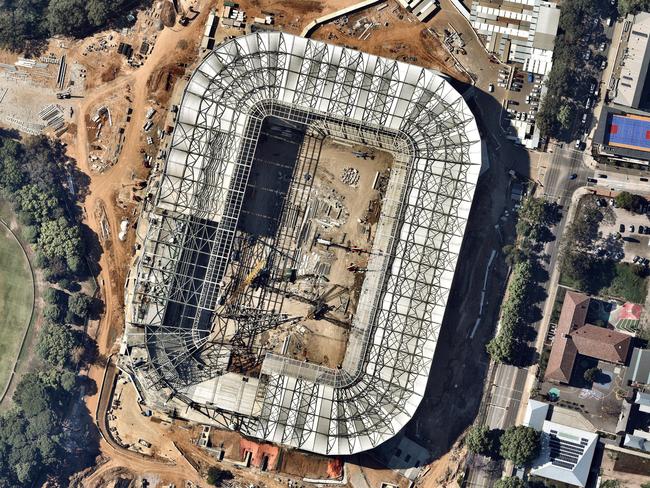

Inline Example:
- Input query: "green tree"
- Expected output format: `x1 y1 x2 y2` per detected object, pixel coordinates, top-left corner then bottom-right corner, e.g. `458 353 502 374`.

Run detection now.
36 323 77 368
37 217 83 271
619 0 650 16
15 184 61 225
46 0 88 36
494 477 526 488
601 481 622 488
558 104 574 129
43 303 64 323
43 287 63 305
584 367 601 383
0 138 25 191
500 426 540 466
86 0 119 26
465 425 493 456
615 191 645 212
67 292 92 323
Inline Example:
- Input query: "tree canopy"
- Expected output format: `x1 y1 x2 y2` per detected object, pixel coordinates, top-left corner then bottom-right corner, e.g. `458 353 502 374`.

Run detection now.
499 426 540 466
0 370 75 485
465 425 496 457
494 477 526 488
37 217 84 272
618 0 650 16
615 191 646 213
36 322 78 368
0 0 137 51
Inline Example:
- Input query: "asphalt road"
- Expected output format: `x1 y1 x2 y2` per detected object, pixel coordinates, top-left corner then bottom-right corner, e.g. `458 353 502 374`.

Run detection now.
465 143 588 488
539 144 592 203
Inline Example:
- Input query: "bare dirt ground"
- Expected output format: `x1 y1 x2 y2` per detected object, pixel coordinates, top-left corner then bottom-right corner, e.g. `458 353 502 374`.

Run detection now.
310 0 469 81
601 449 650 487
227 0 362 34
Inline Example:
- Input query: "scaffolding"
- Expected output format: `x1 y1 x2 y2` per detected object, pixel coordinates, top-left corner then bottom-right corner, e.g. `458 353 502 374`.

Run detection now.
122 32 481 455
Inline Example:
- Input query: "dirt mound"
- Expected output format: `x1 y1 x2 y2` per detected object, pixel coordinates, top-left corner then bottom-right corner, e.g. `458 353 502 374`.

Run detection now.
146 63 185 105
160 1 177 27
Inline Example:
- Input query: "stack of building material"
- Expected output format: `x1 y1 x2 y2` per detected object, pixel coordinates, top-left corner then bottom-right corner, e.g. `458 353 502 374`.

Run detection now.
39 104 67 136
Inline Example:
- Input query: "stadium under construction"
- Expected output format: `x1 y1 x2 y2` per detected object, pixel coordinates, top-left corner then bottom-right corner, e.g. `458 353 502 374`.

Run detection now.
121 32 482 456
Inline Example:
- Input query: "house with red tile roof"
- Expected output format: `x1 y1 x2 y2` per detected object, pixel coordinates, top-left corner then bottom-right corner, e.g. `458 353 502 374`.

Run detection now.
545 291 632 384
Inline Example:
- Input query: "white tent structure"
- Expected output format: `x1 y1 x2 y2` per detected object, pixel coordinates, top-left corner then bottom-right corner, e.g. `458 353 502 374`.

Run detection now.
123 32 481 456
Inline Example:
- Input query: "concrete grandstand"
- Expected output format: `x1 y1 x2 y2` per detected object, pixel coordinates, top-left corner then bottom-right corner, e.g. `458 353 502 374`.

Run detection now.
121 32 481 456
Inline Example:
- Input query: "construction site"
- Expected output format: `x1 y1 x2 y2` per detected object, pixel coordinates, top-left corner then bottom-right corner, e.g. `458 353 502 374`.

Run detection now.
120 30 481 459
0 0 502 485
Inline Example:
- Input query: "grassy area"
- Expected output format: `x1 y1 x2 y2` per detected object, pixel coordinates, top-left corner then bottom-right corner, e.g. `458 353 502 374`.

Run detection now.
560 260 647 304
0 222 34 397
604 263 648 304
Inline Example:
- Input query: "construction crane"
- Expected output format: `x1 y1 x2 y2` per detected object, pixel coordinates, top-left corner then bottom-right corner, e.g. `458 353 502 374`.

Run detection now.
225 258 266 306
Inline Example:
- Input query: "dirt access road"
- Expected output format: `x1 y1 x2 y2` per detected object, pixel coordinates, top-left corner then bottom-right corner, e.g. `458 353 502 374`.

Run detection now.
65 0 214 484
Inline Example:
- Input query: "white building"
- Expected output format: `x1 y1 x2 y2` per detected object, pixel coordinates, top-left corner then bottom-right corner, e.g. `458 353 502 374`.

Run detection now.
524 401 598 487
614 13 650 108
470 0 560 75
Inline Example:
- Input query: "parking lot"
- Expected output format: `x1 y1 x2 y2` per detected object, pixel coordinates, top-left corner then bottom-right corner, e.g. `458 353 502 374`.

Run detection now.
500 67 544 142
598 199 650 264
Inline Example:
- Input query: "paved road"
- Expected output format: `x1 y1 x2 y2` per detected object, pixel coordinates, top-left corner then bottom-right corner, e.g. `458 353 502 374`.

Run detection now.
539 144 592 202
465 143 590 488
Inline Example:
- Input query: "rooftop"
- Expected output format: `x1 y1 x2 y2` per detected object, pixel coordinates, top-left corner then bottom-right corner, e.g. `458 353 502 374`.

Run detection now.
614 12 650 109
470 0 560 74
624 347 650 386
529 418 598 487
545 292 632 384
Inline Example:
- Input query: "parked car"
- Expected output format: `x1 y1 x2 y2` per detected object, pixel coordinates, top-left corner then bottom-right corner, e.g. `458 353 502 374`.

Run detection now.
488 83 494 92
620 224 626 232
640 225 645 234
633 255 641 263
630 225 635 232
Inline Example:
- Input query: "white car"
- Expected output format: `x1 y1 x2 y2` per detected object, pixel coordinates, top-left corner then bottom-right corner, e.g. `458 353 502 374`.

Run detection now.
488 83 494 92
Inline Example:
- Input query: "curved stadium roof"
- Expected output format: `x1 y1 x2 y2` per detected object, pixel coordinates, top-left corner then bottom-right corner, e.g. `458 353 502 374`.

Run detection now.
127 32 481 456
